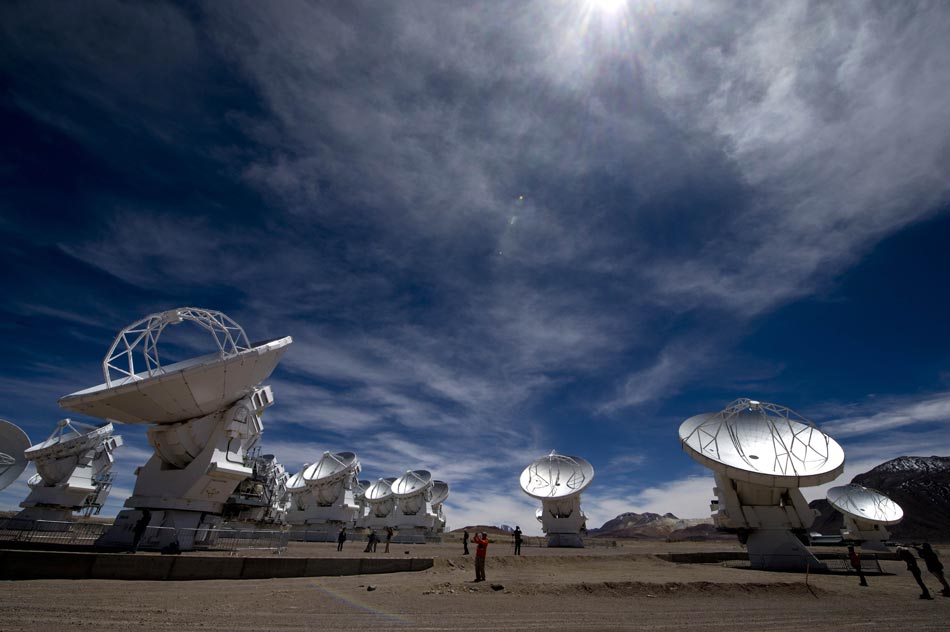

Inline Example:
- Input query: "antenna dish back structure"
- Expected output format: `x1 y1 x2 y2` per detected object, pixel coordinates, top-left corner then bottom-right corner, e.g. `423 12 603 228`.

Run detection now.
827 483 902 551
679 398 845 571
286 451 362 541
58 307 291 551
520 451 594 547
14 418 122 525
0 419 31 492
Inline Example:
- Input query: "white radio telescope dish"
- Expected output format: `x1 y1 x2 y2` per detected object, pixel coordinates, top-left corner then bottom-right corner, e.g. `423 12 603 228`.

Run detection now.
827 484 903 524
430 480 449 507
678 398 845 571
391 470 433 498
520 452 594 499
24 419 116 485
520 451 594 547
364 477 395 501
58 307 292 424
286 467 309 494
303 452 360 486
678 398 845 487
0 419 31 492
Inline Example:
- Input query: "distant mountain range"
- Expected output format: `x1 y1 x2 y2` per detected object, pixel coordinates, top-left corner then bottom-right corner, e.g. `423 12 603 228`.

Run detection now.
587 511 731 541
591 456 950 543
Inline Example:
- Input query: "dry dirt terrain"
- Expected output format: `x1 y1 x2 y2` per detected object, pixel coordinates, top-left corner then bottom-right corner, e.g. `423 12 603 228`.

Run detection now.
2 541 948 631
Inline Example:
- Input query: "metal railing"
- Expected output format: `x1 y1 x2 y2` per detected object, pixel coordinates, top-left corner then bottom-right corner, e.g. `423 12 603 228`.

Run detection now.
0 518 288 555
0 518 110 546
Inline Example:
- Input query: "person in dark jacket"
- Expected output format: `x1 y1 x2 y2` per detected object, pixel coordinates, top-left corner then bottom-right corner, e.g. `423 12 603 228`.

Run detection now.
915 542 950 596
337 526 347 551
897 546 933 600
462 529 470 555
513 526 523 556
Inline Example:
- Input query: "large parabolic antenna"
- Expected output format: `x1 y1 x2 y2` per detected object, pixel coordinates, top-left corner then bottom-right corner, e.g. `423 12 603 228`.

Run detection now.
360 477 396 527
286 451 362 541
389 470 440 543
58 307 292 551
0 419 31 492
679 398 845 571
15 418 123 524
60 308 290 424
827 483 902 551
520 451 594 548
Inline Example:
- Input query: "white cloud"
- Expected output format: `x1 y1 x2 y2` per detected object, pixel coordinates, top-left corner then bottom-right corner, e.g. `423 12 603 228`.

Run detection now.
822 392 950 437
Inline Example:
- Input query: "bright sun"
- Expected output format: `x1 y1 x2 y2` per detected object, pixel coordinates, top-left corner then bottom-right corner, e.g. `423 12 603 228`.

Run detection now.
587 0 627 15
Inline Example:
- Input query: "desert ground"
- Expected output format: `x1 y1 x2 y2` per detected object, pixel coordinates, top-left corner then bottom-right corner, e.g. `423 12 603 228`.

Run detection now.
2 540 948 631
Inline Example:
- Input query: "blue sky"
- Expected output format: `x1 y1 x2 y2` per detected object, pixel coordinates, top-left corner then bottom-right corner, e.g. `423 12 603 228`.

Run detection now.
1 1 949 534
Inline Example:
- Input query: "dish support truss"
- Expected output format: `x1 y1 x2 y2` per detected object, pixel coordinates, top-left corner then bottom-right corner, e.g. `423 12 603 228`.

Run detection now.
104 307 250 387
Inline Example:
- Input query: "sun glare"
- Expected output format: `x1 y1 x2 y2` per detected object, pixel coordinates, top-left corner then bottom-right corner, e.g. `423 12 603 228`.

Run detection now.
587 0 627 15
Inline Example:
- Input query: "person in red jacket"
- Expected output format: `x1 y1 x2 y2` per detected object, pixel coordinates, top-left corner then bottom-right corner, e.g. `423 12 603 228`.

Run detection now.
473 532 489 582
848 545 868 587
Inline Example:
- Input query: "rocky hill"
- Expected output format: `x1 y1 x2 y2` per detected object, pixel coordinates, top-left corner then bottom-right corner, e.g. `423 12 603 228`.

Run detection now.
588 511 723 540
811 456 950 543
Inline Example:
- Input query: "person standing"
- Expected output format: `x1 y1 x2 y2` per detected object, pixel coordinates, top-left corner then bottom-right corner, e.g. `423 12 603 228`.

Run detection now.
847 545 868 587
462 529 470 555
473 532 489 582
384 526 394 553
897 546 933 600
513 526 523 556
337 526 347 552
915 543 950 597
364 530 378 553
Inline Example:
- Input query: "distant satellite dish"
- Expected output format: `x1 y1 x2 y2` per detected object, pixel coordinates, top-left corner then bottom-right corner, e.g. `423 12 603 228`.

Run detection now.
24 419 116 485
827 483 903 524
364 477 395 501
58 307 292 424
286 467 309 493
430 480 450 507
679 399 845 487
303 452 360 485
302 451 361 507
0 419 31 492
519 452 594 499
391 470 433 498
520 451 594 548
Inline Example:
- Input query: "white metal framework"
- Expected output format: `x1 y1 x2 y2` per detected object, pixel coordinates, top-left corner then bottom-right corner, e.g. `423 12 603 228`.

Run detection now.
103 307 250 386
